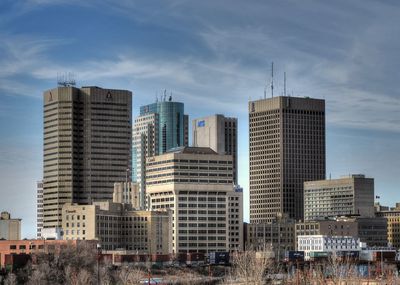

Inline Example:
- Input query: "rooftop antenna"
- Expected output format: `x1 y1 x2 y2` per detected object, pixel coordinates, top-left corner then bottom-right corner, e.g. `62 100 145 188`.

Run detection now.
57 72 76 87
163 89 167 101
271 62 274 98
155 91 158 103
263 75 268 99
284 71 286 97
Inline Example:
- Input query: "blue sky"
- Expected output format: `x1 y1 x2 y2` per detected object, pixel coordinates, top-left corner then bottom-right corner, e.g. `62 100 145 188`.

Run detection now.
0 0 399 238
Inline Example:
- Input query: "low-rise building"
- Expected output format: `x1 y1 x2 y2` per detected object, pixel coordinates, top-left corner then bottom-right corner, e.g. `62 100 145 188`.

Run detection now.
297 235 361 260
304 174 374 221
62 201 171 254
295 218 358 250
0 239 97 268
245 214 295 260
0 212 21 240
295 216 387 249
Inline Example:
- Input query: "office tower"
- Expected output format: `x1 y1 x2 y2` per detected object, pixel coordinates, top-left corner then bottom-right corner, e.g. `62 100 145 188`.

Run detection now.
37 180 44 238
62 202 171 253
304 174 375 220
43 86 132 232
146 147 242 253
249 96 325 223
139 99 188 154
0 212 21 240
192 115 238 185
133 98 188 208
132 113 158 208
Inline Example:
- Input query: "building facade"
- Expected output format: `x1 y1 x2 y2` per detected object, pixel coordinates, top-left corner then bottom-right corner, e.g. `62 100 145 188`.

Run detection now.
295 216 387 249
146 147 242 253
113 182 140 209
42 86 132 231
139 100 188 154
37 180 44 238
228 186 244 251
245 214 296 260
304 174 375 221
295 218 358 250
0 240 97 268
192 115 238 184
249 96 325 223
376 205 400 248
356 217 387 247
132 113 158 208
0 212 21 240
62 201 171 254
297 235 361 260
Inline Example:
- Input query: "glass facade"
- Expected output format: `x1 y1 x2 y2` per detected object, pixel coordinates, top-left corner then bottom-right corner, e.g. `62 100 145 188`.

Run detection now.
140 101 185 154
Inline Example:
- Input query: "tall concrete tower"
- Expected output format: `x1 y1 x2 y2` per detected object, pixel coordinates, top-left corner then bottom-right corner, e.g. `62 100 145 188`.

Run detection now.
42 86 132 233
248 96 325 223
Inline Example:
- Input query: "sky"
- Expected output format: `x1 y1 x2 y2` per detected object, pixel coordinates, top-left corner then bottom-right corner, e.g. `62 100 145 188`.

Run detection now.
0 0 399 238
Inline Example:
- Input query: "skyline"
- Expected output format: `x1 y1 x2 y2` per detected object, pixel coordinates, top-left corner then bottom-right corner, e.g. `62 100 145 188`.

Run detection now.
0 0 399 238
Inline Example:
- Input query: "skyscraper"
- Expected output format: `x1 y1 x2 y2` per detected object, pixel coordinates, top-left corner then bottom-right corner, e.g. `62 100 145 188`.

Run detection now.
248 96 325 223
43 86 132 232
139 99 188 154
192 114 238 184
133 98 188 208
132 113 158 208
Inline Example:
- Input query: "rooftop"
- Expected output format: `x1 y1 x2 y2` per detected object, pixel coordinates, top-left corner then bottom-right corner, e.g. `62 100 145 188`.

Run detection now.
166 146 218 155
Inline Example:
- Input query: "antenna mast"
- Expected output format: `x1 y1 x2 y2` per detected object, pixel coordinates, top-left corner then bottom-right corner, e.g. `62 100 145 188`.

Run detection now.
271 62 274 98
284 71 286 96
57 72 76 87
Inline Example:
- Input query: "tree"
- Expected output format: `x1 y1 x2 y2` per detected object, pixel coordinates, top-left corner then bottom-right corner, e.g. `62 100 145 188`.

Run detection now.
225 246 275 285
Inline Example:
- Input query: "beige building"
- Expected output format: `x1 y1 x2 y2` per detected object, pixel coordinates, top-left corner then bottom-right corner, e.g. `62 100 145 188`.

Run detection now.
304 174 375 221
113 182 140 209
43 86 132 232
0 212 21 240
62 201 171 254
376 204 400 248
249 96 325 223
192 115 238 184
146 147 243 253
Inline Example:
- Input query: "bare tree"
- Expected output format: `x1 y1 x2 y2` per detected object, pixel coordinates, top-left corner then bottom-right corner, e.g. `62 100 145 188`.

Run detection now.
225 246 274 285
116 265 145 285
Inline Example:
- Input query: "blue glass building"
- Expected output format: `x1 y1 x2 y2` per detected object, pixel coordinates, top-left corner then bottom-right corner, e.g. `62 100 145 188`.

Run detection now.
140 100 188 154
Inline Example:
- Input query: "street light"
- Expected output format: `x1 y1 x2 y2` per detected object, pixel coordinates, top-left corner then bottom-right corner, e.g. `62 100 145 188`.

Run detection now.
97 243 102 285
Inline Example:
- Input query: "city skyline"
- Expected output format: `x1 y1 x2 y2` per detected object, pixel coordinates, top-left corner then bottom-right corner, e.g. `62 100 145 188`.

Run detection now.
0 1 399 238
